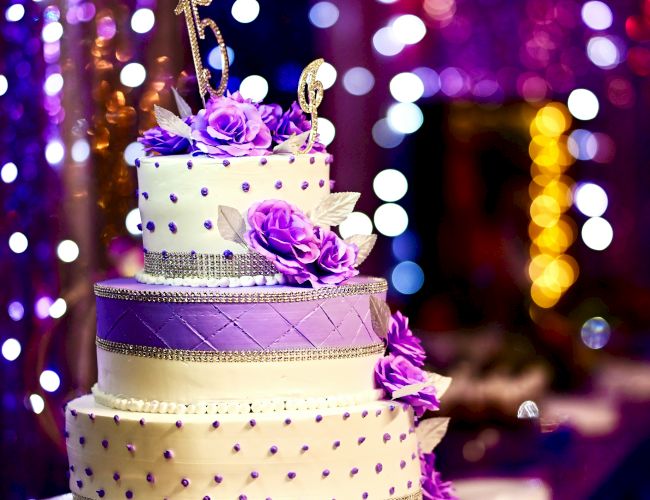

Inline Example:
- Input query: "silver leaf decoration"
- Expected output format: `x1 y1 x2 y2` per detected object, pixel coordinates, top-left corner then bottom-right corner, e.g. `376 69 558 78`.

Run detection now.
172 87 193 119
345 234 377 267
391 380 432 400
273 131 310 154
217 205 247 247
310 192 361 227
429 372 453 399
369 295 391 339
391 372 452 400
416 417 450 453
154 105 192 139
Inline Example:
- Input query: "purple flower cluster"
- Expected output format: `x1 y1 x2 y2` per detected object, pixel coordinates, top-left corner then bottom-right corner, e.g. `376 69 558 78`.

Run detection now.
420 452 457 500
139 93 326 157
386 311 426 367
245 200 358 287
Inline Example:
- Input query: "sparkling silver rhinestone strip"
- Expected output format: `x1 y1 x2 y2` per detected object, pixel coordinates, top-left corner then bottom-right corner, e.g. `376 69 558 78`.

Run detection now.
96 337 386 363
143 251 278 279
73 492 422 500
94 278 388 303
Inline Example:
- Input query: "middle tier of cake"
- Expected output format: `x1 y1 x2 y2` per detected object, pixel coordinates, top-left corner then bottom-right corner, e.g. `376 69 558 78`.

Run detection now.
93 277 388 414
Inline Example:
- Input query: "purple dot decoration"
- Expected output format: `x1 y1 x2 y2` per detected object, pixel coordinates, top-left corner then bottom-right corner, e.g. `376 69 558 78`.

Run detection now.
376 409 382 417
76 480 83 488
408 480 413 489
126 443 135 453
101 439 109 449
169 193 178 203
289 155 295 163
319 179 325 188
362 493 368 499
389 487 395 495
146 473 154 483
70 465 75 472
145 221 155 232
71 409 78 417
239 496 247 500
137 222 142 231
85 467 93 476
260 157 267 165
400 460 407 469
411 452 417 460
302 444 309 451
163 450 173 459
187 160 193 169
350 467 359 476
322 469 330 477
201 187 208 196
315 415 323 423
89 413 95 421
242 182 250 192
400 433 407 442
389 404 396 411
97 490 105 498
233 443 241 452
64 431 69 438
154 161 160 168
181 478 190 487
113 472 120 481
333 440 340 449
139 417 145 426
223 249 234 260
251 471 259 479
79 437 85 445
161 250 168 259
287 471 296 479
270 445 278 454
135 158 140 168
142 192 149 200
343 412 350 419
223 159 230 166
125 490 133 499
375 463 383 473
212 420 220 429
358 437 366 445
301 181 309 190
203 497 211 500
249 419 256 427
284 418 292 425
275 180 283 190
204 220 213 229
168 222 177 233
214 475 223 484
176 420 183 428
361 410 368 418
310 156 316 164
383 433 392 442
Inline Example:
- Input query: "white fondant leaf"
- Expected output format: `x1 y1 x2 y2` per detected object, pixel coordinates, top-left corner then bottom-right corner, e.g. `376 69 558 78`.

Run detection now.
154 104 192 139
310 192 361 227
345 234 377 267
273 131 310 154
428 372 453 400
391 381 432 400
369 295 391 339
172 87 193 119
217 205 247 247
416 417 450 453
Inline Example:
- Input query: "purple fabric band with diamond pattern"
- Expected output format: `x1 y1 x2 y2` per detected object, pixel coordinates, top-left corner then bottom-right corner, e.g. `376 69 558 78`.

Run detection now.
95 278 384 351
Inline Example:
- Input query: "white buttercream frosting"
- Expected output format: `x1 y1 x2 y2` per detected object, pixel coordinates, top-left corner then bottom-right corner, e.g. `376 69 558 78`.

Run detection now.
135 270 285 287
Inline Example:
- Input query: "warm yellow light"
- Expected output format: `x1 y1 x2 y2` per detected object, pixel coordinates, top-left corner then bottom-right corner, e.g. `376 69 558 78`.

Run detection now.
530 195 561 228
531 282 561 308
542 179 573 210
528 253 554 281
532 103 571 137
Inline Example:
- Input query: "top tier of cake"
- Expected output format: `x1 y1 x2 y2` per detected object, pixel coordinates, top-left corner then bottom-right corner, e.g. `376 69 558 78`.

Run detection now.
136 152 332 286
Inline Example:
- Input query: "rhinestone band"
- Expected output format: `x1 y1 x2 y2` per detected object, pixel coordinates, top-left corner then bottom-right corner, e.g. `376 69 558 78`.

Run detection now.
74 492 422 500
94 277 388 303
143 250 278 280
96 337 386 363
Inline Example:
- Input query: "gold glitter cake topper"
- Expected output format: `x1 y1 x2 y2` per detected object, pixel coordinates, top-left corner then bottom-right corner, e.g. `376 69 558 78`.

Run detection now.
175 0 229 105
297 58 326 154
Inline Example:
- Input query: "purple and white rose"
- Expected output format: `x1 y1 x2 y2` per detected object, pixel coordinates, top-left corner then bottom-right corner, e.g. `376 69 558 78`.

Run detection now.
272 101 326 152
386 311 426 367
420 452 457 500
138 116 193 155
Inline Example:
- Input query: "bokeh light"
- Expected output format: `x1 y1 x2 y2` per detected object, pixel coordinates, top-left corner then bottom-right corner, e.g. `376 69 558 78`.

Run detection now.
574 183 608 217
567 89 599 121
581 217 613 250
231 0 260 24
44 73 64 96
587 36 620 69
208 46 235 70
71 139 90 163
7 301 24 321
239 75 268 102
35 297 54 319
316 62 337 90
0 74 7 96
373 169 408 202
391 261 425 295
130 8 155 34
386 102 424 134
308 2 339 29
342 67 375 96
1 338 21 362
413 67 440 97
45 140 65 165
317 117 335 146
57 240 79 263
39 370 61 392
580 317 611 349
1 162 18 183
29 394 45 414
8 232 28 254
372 118 404 149
567 129 598 160
392 230 420 261
125 208 143 236
374 203 409 237
5 4 25 22
391 14 426 45
372 27 404 56
42 22 63 43
389 72 425 103
124 141 145 167
339 212 374 239
517 400 540 419
581 1 613 30
120 63 147 88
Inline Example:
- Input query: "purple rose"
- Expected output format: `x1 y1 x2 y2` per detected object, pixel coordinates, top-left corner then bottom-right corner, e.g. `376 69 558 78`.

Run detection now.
374 354 439 417
138 116 193 155
245 200 320 280
274 101 326 152
309 227 358 285
421 452 457 500
258 103 282 131
191 91 272 157
386 311 426 367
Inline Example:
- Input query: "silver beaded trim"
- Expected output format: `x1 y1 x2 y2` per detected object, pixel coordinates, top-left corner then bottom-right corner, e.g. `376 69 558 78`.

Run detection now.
143 250 278 280
96 337 386 363
73 492 422 500
94 277 388 303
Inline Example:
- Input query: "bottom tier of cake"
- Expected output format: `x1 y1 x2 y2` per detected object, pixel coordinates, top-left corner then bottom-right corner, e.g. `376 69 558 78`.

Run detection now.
66 395 423 500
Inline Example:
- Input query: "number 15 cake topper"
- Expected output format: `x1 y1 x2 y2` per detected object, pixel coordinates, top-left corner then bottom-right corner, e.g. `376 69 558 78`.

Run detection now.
175 0 229 105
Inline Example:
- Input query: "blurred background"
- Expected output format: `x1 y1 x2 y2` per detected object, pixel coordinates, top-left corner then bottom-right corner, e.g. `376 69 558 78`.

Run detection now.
1 0 650 498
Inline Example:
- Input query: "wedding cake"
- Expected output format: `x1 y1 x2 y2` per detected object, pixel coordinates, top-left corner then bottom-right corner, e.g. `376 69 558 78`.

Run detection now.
64 6 455 499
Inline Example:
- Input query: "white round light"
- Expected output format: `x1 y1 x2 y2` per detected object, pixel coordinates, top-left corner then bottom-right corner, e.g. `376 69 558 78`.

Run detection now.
35 297 53 319
0 74 7 96
239 75 268 102
57 240 79 263
342 67 375 96
389 72 425 103
587 36 619 69
581 217 613 251
372 26 405 57
39 370 61 392
120 63 146 88
391 14 426 45
29 394 45 414
567 88 599 120
581 1 613 30
339 212 374 239
8 232 28 254
1 162 18 183
48 298 67 319
5 4 25 22
377 0 398 3
45 140 65 165
372 119 404 149
130 8 155 34
42 22 63 43
125 208 142 236
7 301 24 321
317 117 335 146
386 102 423 134
373 169 408 202
391 260 425 295
316 62 337 90
208 46 235 70
231 0 260 24
568 129 598 160
123 141 145 166
374 203 409 237
71 139 90 163
308 2 339 29
574 183 608 217
1 338 21 361
44 73 64 96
